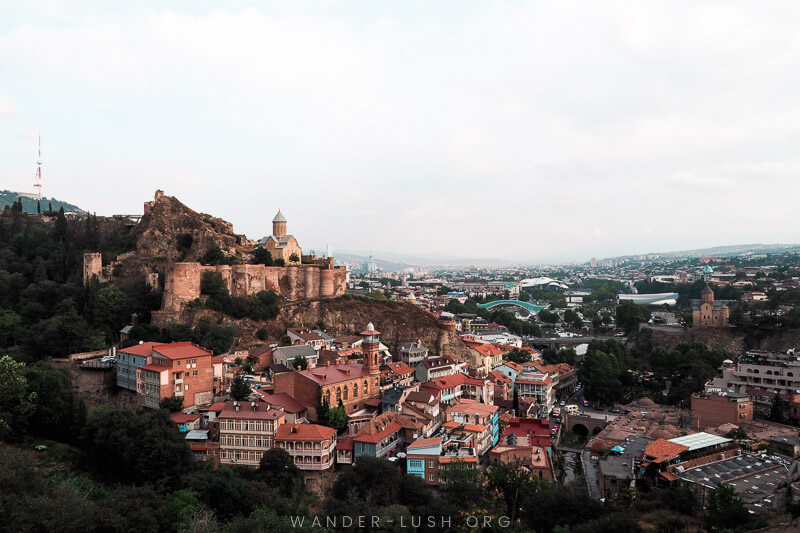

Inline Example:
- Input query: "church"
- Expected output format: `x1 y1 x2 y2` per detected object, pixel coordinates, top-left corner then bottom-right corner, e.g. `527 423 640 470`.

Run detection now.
259 210 302 264
691 266 730 327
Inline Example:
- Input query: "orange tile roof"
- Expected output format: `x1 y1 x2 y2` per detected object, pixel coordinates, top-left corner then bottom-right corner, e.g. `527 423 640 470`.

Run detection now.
170 412 201 423
442 421 461 429
645 439 689 463
463 423 487 433
660 471 679 481
336 436 354 450
407 437 443 450
275 424 336 441
501 361 523 372
448 399 499 416
422 373 486 391
473 344 506 357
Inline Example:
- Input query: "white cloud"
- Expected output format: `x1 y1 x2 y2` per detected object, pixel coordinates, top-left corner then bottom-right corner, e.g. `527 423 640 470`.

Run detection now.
1 2 800 261
0 94 19 120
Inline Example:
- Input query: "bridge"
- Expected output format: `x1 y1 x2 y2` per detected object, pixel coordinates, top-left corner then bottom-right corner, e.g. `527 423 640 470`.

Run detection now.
525 335 625 350
477 300 548 315
563 413 610 438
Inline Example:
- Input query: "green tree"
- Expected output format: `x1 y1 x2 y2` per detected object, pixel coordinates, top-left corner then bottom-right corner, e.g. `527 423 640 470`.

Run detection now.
770 395 787 424
201 245 226 265
230 374 252 401
251 247 273 266
159 396 184 412
0 355 37 440
258 448 302 493
705 484 751 531
538 309 560 324
289 253 300 263
292 355 309 370
24 364 86 441
326 404 348 431
506 348 532 364
256 327 269 341
93 284 130 332
616 302 650 334
200 270 228 297
81 408 192 485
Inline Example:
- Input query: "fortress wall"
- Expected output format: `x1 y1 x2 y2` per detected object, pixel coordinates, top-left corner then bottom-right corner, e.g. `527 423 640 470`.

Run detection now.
163 262 205 311
303 267 317 299
162 262 348 313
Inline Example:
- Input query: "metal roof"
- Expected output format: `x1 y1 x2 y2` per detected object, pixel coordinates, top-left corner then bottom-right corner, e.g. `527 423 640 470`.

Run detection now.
669 432 731 451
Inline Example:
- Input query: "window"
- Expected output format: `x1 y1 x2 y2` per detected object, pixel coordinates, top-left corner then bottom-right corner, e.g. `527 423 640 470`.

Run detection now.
343 386 349 401
353 383 358 397
428 473 434 481
408 459 423 469
193 370 198 377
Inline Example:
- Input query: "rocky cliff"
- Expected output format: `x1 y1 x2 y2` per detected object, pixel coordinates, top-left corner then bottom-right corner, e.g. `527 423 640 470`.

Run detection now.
275 297 474 360
135 190 249 261
645 325 800 355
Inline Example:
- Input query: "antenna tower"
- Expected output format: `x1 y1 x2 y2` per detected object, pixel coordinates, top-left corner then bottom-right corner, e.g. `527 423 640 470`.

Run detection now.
33 134 43 201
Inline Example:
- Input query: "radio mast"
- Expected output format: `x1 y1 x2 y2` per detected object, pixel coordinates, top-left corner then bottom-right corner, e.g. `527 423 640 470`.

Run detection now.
33 134 42 201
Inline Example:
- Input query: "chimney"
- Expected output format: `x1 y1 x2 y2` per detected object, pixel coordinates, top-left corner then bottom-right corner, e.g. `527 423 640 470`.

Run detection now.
234 401 239 412
251 401 256 411
290 426 297 433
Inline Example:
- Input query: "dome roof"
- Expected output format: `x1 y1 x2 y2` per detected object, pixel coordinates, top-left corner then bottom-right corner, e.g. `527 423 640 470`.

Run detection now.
272 210 287 223
701 285 714 295
702 265 713 274
637 397 656 408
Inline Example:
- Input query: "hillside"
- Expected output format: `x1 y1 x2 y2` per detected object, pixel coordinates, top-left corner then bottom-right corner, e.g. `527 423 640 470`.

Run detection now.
0 190 84 214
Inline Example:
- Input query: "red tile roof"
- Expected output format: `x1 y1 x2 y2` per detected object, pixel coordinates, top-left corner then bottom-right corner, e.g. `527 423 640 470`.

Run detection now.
119 341 160 356
501 361 523 372
139 364 171 373
463 423 487 433
354 421 402 443
300 363 372 385
170 412 201 424
422 372 486 391
383 361 415 376
275 424 336 441
257 393 306 414
336 436 354 450
448 399 498 416
153 342 213 360
645 439 689 463
218 401 284 420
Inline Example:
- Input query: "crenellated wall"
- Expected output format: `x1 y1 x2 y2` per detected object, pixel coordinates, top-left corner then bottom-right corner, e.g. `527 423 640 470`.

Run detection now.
161 262 347 314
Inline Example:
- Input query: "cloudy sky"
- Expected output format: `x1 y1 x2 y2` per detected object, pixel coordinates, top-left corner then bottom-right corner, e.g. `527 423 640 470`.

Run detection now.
1 1 799 263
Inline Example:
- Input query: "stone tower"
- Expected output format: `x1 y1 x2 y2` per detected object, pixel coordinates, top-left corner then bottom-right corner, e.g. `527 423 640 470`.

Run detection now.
83 252 103 286
701 285 714 304
360 322 381 375
272 210 287 238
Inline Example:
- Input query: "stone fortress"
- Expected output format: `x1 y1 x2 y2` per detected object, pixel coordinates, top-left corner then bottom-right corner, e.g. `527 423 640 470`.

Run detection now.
159 209 347 318
82 191 347 324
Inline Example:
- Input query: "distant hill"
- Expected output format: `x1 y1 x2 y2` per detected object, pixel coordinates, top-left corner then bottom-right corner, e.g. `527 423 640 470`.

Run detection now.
608 243 800 261
0 190 85 214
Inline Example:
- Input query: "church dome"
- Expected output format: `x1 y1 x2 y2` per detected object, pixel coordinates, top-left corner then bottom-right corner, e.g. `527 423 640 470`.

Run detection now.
272 210 287 223
702 265 713 274
701 285 714 295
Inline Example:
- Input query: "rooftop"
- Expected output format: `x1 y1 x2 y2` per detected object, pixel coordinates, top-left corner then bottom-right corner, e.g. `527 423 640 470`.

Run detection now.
275 424 336 441
669 432 731 452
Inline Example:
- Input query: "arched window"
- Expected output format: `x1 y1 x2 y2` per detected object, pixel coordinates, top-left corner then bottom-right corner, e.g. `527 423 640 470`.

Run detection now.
364 380 369 393
353 383 359 397
324 389 331 405
336 387 342 402
343 386 349 401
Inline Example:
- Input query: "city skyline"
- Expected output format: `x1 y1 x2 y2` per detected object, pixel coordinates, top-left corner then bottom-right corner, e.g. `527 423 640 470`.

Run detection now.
2 1 800 262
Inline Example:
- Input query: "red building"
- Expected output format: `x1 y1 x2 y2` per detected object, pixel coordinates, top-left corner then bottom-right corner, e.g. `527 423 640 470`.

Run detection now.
135 342 214 408
275 424 337 470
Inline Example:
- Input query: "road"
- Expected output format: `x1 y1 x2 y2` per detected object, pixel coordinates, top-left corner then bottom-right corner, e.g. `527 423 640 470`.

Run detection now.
582 450 602 500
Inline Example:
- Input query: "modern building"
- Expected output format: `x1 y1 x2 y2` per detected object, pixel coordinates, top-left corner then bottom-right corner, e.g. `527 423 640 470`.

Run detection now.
273 345 319 369
135 342 214 408
446 399 499 455
691 391 753 429
218 400 285 467
415 355 462 382
275 424 337 470
117 341 160 391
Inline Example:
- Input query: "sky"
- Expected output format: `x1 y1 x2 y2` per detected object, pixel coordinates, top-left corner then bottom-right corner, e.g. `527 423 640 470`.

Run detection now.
1 1 799 264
